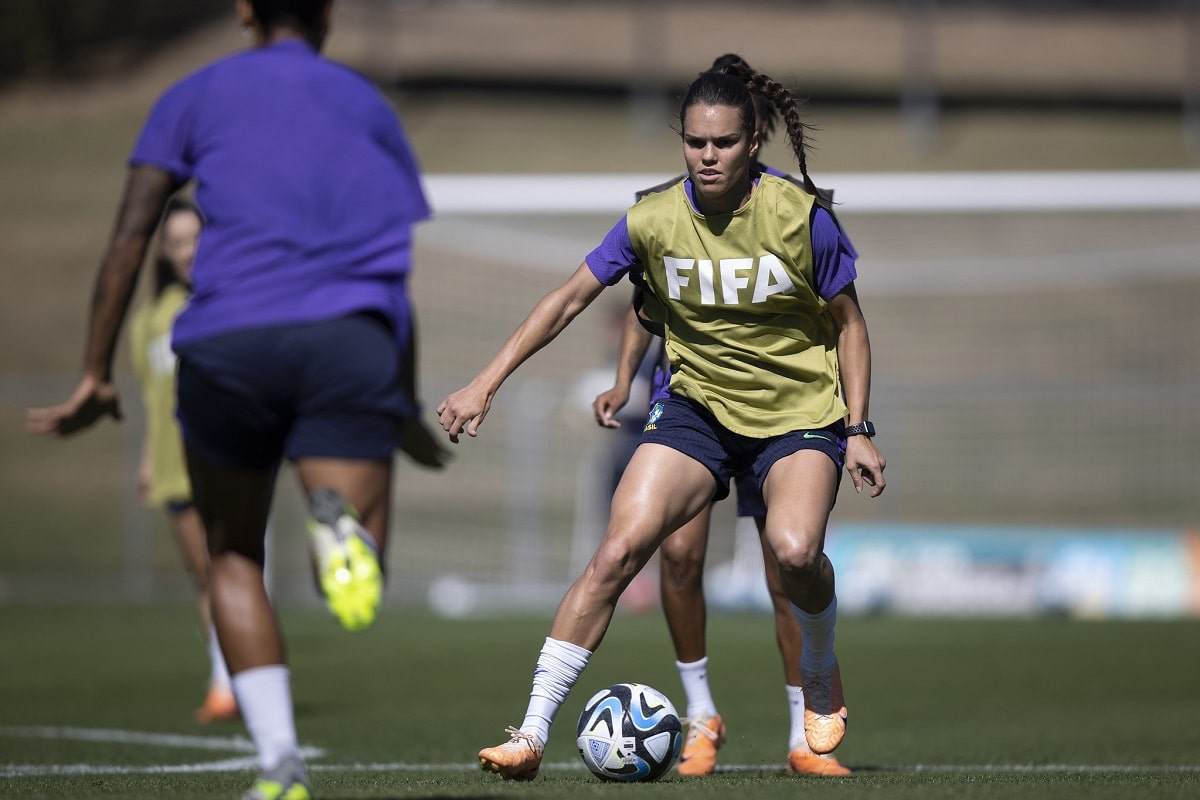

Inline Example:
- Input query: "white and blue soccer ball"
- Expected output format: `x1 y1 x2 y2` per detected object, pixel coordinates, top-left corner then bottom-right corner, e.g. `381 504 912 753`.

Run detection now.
576 682 683 782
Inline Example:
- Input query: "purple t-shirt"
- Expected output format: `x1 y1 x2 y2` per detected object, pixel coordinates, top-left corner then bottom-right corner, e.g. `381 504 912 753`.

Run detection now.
130 40 431 348
589 177 859 403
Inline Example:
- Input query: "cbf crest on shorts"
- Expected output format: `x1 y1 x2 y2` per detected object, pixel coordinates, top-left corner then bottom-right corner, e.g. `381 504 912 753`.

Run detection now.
644 402 665 432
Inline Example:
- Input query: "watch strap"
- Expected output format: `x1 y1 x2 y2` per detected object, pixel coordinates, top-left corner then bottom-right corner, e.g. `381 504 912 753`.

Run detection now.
844 421 876 438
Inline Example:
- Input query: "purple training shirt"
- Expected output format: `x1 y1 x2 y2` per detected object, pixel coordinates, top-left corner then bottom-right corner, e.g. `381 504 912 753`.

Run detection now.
130 40 431 348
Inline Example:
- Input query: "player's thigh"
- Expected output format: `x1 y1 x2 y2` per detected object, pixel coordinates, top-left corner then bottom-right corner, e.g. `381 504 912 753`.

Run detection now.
185 448 277 563
604 443 715 564
658 503 712 567
761 448 839 564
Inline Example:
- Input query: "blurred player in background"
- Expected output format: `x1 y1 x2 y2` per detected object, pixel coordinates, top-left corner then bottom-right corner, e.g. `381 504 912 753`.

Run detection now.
440 58 885 781
590 52 850 780
129 196 238 725
26 1 444 797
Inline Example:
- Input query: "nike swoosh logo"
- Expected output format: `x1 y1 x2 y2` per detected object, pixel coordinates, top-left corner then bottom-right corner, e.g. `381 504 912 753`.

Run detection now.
803 431 833 442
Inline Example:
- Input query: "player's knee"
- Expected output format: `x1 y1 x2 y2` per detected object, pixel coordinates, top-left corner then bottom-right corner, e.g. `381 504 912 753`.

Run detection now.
590 535 645 586
772 536 823 581
659 549 703 590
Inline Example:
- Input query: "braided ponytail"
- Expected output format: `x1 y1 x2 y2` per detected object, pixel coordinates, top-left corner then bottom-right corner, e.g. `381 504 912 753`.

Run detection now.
713 59 818 194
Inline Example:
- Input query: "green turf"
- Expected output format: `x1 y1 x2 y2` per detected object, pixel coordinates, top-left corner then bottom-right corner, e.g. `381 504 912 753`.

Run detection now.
1 607 1197 799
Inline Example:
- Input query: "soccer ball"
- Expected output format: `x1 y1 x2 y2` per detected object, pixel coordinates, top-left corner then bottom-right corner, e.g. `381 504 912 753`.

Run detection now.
576 682 683 782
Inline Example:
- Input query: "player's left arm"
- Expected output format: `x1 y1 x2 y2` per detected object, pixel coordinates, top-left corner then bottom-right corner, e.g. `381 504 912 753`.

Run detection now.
827 284 886 497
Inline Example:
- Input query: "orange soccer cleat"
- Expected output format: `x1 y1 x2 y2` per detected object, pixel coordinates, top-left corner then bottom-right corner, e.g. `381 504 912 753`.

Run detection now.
194 683 239 724
478 727 544 780
802 659 847 754
676 713 726 777
787 748 852 776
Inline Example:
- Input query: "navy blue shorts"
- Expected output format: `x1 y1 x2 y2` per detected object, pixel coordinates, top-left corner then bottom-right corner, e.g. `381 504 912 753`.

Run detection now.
732 473 765 518
175 313 413 470
640 394 845 507
165 499 194 515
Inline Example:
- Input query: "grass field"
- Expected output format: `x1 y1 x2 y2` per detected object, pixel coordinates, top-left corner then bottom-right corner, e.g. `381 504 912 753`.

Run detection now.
3 11 1199 800
2 607 1198 799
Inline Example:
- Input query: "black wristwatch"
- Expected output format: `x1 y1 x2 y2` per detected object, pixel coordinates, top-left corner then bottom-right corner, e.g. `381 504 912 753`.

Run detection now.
844 421 876 438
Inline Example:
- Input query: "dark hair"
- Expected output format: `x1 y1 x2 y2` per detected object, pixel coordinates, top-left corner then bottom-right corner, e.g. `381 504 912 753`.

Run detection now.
709 54 777 144
679 70 756 141
249 0 328 35
152 196 201 297
682 56 816 193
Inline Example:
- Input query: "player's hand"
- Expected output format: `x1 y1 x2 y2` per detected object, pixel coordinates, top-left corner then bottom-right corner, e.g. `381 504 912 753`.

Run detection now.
399 415 451 469
436 383 492 444
845 436 886 498
25 375 122 438
592 386 630 429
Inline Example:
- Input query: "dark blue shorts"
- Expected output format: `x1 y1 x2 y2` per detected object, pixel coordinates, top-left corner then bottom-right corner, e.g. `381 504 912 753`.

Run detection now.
165 499 194 515
732 473 765 518
640 394 845 507
175 313 413 470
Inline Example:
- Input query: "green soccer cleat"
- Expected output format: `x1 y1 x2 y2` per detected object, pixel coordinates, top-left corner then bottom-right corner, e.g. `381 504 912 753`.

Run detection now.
307 488 382 632
241 754 312 800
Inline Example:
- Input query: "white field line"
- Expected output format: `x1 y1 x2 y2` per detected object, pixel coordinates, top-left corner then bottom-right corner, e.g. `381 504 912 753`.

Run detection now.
6 760 1200 778
1 727 1198 778
0 726 322 778
0 725 257 752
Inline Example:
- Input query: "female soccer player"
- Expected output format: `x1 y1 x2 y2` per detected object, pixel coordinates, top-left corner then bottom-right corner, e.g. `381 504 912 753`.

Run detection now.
438 58 886 781
27 1 441 797
591 55 850 778
129 197 238 725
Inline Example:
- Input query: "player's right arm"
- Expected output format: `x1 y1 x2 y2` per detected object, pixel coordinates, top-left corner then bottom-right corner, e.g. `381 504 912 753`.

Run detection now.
26 165 180 438
592 304 653 429
437 262 605 443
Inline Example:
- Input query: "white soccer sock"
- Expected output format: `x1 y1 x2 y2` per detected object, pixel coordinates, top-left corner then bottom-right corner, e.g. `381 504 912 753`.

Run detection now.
676 657 718 720
786 684 810 751
521 637 591 748
231 665 298 771
792 595 838 676
207 623 231 688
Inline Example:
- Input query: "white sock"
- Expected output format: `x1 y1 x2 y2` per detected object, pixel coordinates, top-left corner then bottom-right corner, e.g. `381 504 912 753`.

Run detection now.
231 665 297 771
207 623 231 688
676 657 717 720
521 637 591 748
786 684 810 751
792 595 838 676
